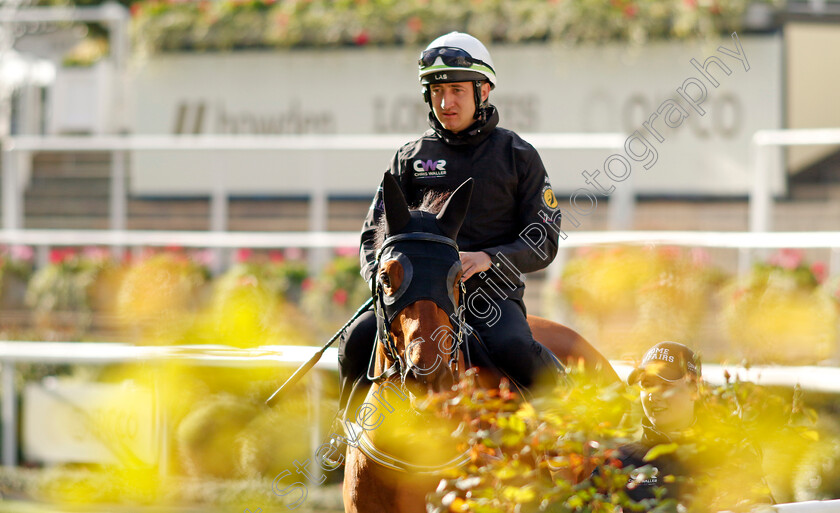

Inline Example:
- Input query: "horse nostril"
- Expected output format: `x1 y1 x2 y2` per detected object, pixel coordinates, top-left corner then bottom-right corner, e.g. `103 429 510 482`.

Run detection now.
435 370 455 392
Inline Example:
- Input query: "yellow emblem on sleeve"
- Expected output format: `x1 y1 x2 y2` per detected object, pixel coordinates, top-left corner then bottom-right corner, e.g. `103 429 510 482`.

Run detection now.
542 187 558 209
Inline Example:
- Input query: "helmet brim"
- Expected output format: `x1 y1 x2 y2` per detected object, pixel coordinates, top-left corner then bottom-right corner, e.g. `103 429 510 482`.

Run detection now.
420 69 493 88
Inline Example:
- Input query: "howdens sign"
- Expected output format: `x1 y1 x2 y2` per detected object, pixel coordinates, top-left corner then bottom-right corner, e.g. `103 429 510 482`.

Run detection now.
130 36 781 197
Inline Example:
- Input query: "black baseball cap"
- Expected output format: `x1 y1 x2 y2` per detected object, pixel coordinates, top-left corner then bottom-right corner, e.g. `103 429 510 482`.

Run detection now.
627 341 701 385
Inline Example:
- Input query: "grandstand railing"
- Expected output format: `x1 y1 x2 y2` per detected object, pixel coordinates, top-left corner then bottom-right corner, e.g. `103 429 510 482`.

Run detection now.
750 127 840 232
1 340 839 512
0 133 627 238
2 228 840 276
4 128 840 240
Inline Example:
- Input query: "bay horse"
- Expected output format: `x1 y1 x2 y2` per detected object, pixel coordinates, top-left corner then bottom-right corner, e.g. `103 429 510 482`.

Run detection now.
342 174 620 513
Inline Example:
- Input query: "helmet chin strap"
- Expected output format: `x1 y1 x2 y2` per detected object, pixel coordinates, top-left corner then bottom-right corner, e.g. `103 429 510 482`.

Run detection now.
472 80 483 120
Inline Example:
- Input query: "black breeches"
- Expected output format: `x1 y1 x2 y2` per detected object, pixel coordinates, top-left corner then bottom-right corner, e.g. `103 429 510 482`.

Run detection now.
337 309 377 412
464 297 563 390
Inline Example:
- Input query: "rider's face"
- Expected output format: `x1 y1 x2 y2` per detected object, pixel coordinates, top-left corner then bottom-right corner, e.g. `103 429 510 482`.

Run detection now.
639 374 696 434
429 81 490 133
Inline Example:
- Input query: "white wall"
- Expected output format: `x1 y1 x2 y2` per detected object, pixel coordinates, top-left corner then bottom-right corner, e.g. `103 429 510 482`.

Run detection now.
129 35 783 197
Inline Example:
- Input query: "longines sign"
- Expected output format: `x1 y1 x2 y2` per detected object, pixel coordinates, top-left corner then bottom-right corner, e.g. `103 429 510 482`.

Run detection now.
130 35 782 197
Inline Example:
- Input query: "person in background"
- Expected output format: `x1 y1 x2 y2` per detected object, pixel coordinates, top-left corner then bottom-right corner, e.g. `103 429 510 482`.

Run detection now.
605 341 774 511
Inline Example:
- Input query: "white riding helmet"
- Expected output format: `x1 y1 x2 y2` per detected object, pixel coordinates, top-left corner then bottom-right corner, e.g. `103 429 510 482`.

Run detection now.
418 32 497 89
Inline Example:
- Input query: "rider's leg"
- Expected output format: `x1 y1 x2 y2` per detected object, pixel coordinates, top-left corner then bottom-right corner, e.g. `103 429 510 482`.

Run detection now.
337 310 377 415
466 297 565 393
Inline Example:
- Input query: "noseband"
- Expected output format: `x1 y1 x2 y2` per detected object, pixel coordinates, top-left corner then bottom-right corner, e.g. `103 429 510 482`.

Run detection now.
367 232 468 387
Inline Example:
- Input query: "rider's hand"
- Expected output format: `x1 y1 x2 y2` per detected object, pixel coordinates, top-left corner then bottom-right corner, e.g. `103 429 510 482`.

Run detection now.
459 251 492 282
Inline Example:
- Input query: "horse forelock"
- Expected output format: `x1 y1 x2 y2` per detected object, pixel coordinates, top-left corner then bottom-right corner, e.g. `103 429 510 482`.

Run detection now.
373 190 451 252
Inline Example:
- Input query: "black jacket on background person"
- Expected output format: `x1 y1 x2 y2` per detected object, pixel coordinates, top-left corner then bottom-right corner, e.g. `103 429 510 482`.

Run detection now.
615 418 691 505
607 414 774 511
359 105 561 304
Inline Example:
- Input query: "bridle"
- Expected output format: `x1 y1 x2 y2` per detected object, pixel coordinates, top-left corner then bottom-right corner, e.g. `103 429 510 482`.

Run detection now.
366 232 469 388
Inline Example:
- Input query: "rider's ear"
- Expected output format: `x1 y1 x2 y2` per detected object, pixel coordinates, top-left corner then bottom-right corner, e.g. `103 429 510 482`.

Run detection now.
436 178 473 239
382 172 411 235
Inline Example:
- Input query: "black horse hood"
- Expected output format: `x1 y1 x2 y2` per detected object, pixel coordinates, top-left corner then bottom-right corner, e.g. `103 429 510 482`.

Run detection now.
382 172 473 240
377 173 474 324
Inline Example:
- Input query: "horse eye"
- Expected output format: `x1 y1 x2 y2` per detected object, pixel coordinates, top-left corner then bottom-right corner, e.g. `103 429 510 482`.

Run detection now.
380 272 391 288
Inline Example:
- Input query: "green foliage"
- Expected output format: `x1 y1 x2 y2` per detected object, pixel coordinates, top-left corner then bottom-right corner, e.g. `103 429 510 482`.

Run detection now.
115 252 209 342
176 393 261 479
24 249 119 338
426 371 819 512
301 254 369 333
723 249 838 363
0 245 34 311
222 252 309 303
426 371 645 513
553 245 723 358
129 0 779 54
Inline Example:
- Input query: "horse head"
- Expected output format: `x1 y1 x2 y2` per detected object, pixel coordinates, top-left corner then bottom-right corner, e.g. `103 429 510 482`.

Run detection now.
371 172 473 394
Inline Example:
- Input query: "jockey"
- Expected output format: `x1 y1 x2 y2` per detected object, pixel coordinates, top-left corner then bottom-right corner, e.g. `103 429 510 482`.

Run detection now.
338 31 565 415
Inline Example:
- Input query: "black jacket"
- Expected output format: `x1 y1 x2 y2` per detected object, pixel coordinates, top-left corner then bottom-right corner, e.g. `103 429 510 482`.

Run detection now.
615 420 690 506
612 415 773 511
359 106 561 301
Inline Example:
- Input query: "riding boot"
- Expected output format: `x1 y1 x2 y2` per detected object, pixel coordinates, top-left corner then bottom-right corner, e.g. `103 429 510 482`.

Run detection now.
331 310 378 457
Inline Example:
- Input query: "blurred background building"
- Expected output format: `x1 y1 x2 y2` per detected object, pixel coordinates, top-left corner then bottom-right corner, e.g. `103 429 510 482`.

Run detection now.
0 0 837 235
2 1 840 508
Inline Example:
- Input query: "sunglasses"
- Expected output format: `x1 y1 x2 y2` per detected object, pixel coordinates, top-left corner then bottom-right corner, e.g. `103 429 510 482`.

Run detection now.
419 47 495 73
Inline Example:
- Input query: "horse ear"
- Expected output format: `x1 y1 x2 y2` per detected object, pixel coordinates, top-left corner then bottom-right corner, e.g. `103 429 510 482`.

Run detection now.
436 178 473 239
382 172 411 235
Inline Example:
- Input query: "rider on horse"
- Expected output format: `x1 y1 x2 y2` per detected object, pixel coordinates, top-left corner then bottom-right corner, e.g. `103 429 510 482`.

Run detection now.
338 31 566 417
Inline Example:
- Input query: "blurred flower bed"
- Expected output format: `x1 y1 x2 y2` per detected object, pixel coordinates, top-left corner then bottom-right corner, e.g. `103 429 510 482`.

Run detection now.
723 249 838 364
548 245 840 364
0 244 367 344
128 0 779 55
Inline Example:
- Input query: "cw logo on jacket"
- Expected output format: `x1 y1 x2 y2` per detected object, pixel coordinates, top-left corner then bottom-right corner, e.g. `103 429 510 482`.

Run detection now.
413 159 447 178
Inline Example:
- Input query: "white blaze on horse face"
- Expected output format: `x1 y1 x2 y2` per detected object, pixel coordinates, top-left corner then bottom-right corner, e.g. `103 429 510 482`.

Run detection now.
398 301 457 390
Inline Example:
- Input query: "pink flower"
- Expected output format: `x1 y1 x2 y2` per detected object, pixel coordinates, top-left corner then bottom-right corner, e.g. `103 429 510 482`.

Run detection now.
83 246 110 262
269 250 285 263
192 249 215 267
335 246 357 258
332 289 348 305
49 248 73 264
769 248 803 270
285 247 304 261
301 277 313 291
407 16 423 33
354 30 369 46
811 262 827 284
623 4 638 17
657 246 681 260
237 248 253 263
10 245 33 262
690 248 710 267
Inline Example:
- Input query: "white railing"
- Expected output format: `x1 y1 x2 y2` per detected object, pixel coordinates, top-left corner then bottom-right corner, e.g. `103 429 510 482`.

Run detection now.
3 128 840 240
3 228 840 274
1 340 839 508
750 128 840 232
0 341 339 472
0 133 626 236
